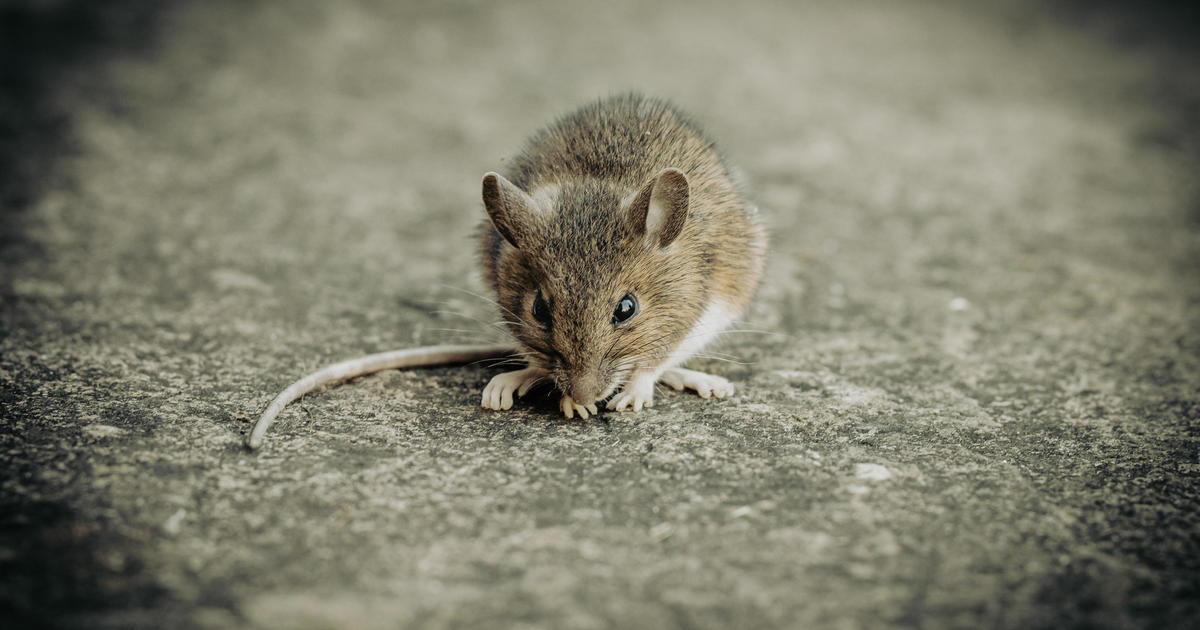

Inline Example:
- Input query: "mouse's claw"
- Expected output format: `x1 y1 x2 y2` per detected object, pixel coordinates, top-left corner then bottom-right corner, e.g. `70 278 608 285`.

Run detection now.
607 392 649 411
559 396 598 419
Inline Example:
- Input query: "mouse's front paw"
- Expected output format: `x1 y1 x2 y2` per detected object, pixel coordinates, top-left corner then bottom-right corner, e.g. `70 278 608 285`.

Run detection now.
606 375 656 412
560 395 598 419
659 367 734 399
481 367 546 411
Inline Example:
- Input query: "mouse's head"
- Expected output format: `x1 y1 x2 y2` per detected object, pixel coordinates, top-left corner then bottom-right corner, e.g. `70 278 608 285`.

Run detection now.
482 168 706 406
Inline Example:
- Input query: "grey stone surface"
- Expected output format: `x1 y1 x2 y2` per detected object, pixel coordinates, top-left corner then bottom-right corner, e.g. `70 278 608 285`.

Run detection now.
2 1 1197 628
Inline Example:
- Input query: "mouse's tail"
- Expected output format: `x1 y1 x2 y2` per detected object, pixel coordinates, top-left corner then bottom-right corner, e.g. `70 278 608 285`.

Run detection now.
246 344 516 450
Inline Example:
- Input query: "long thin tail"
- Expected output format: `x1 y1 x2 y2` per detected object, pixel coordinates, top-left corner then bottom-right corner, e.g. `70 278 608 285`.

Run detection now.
246 344 516 450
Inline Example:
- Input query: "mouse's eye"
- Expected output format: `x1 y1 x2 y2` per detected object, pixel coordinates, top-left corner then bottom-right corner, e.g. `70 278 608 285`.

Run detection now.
531 291 551 326
612 293 639 326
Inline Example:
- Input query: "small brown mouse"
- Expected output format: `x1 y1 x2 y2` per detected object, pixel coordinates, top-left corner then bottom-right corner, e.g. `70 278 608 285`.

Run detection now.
246 94 766 450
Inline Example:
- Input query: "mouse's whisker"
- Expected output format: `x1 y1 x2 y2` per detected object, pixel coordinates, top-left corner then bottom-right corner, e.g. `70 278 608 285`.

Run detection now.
719 328 793 340
439 285 527 323
432 307 501 326
437 284 501 307
685 344 740 359
465 353 524 369
482 360 526 370
496 318 535 332
429 306 492 320
690 353 754 366
430 309 514 333
426 327 503 341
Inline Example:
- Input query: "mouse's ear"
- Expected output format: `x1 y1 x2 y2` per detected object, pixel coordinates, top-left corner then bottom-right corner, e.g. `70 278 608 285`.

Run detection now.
626 167 689 248
482 172 539 249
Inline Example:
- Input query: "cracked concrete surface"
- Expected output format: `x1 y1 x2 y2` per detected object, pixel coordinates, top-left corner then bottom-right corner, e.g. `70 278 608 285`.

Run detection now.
1 1 1197 628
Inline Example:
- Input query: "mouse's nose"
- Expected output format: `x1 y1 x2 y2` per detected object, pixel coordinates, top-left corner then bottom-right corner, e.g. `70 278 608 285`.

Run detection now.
567 373 603 406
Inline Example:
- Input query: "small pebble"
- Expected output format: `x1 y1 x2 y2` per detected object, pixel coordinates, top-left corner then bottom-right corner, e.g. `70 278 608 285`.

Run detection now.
855 463 892 481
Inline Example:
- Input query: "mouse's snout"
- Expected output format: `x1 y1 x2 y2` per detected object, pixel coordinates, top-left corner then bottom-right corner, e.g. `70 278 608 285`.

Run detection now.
567 375 603 407
562 362 608 407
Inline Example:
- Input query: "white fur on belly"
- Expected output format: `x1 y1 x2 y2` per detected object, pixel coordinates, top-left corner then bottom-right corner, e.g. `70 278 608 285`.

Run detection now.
661 299 738 372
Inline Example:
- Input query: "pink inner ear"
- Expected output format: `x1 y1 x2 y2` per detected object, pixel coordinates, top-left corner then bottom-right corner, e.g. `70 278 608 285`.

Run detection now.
482 172 534 249
645 168 689 248
626 177 655 235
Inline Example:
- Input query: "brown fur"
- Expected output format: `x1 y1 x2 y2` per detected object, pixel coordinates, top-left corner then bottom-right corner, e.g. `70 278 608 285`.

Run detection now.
479 93 766 403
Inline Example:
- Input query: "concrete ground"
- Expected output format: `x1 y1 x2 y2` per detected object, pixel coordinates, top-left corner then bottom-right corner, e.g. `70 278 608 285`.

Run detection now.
2 1 1197 628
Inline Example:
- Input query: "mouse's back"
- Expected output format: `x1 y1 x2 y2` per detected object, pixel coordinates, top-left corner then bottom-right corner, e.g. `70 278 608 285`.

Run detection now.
504 93 734 194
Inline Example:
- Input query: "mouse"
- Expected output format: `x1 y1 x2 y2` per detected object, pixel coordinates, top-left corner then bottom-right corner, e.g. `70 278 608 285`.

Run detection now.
245 93 766 450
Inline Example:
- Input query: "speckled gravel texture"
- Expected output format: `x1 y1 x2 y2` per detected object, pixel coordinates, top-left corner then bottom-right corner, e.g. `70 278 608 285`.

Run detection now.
2 1 1197 629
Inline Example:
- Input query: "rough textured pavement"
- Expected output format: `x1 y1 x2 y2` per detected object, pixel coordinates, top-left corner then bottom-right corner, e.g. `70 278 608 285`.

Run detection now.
2 1 1198 628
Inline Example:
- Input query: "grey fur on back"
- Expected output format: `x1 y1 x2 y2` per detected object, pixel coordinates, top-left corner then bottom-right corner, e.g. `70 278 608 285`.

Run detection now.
504 93 733 191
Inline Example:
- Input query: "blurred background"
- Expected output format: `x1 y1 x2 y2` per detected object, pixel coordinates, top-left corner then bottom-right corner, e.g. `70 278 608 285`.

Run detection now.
2 1 1197 628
